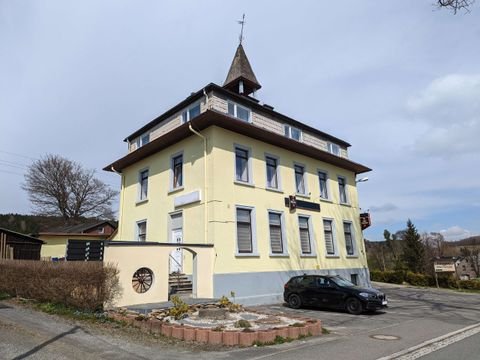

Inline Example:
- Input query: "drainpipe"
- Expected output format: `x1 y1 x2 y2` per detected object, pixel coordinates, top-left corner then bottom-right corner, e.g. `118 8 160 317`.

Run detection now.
189 101 208 244
111 166 124 239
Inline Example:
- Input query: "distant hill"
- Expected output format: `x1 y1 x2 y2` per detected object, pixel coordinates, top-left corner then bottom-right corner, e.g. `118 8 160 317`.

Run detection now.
0 213 110 235
447 236 480 247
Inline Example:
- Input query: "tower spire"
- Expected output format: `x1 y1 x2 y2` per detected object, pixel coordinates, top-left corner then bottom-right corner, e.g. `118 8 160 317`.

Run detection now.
238 14 245 45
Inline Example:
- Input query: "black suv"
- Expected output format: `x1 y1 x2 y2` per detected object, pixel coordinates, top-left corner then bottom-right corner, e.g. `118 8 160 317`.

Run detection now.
283 275 387 315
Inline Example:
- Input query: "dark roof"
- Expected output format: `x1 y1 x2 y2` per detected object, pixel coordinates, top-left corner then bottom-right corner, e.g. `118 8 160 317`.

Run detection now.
124 83 350 147
0 227 44 244
40 220 117 235
223 44 261 95
104 109 371 174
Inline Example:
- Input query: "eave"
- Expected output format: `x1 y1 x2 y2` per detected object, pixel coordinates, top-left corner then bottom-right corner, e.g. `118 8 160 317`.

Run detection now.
104 109 371 175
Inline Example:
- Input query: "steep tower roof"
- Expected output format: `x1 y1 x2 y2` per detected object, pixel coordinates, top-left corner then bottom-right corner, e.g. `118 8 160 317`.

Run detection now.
223 44 261 96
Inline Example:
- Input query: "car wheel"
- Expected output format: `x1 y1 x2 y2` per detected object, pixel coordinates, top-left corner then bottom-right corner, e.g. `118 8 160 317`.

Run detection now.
288 294 302 309
345 297 363 315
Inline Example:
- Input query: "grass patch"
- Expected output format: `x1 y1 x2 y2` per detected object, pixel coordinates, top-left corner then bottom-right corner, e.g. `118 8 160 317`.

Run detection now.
253 336 295 347
31 301 115 324
0 292 11 301
322 327 330 334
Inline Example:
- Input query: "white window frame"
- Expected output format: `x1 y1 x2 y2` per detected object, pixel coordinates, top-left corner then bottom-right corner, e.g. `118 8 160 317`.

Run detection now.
227 101 252 123
343 220 357 257
323 217 339 257
294 162 308 196
136 219 147 242
317 169 330 201
235 205 258 256
234 144 254 186
170 151 184 192
137 167 149 203
283 124 303 142
328 142 341 156
337 175 349 205
268 210 288 257
265 153 282 191
297 214 316 257
181 101 202 124
168 210 183 241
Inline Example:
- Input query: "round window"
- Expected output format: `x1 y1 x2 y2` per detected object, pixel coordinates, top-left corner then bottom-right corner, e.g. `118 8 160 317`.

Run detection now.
132 267 154 293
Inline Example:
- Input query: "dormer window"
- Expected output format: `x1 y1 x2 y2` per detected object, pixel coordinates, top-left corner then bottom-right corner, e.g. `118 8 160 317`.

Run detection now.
182 103 201 123
284 125 302 142
227 101 251 122
328 142 341 156
135 133 150 149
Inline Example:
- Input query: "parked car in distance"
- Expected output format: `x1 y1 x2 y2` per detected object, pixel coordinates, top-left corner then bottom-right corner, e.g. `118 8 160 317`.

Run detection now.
283 274 387 315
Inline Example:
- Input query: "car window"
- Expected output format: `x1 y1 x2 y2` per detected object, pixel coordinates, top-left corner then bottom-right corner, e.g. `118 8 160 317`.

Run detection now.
316 277 332 287
300 277 315 287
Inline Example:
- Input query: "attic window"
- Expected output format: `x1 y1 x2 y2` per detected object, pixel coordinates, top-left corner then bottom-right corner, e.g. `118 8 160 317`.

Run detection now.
182 103 201 123
136 133 150 149
284 125 302 142
227 101 251 122
328 142 341 156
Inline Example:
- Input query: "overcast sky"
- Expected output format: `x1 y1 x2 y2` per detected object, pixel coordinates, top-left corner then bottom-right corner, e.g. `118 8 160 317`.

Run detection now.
1 1 479 241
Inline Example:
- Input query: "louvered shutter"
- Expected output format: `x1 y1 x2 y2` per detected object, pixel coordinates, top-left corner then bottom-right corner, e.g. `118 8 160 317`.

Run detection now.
324 220 335 255
299 217 311 254
237 209 252 253
269 213 283 254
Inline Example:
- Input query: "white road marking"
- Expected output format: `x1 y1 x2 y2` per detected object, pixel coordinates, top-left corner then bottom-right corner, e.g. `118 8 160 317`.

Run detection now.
376 322 480 360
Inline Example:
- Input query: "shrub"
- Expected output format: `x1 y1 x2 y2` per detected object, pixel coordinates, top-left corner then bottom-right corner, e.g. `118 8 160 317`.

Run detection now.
0 260 120 311
168 295 189 320
406 272 429 287
234 319 251 328
457 279 480 290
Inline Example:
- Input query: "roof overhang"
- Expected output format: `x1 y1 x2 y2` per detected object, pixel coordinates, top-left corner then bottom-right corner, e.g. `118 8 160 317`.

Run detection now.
104 109 371 174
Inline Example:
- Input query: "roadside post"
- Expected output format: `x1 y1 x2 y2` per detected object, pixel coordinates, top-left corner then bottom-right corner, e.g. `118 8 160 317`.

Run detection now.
434 262 456 288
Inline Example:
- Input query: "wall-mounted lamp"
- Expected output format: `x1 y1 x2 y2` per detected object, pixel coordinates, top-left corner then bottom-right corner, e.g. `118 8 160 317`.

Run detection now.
356 177 369 183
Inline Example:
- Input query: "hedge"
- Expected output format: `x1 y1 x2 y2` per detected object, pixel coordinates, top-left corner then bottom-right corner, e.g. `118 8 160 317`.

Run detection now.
0 260 120 311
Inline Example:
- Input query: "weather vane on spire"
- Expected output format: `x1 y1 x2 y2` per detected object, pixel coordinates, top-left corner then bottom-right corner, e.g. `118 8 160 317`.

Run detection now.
238 13 246 45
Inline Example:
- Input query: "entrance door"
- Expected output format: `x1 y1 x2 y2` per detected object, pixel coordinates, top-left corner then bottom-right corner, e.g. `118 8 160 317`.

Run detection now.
170 228 183 273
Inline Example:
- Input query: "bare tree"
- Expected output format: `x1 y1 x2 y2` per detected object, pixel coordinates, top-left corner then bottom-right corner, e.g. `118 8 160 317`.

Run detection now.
460 239 480 277
437 0 474 13
23 154 118 220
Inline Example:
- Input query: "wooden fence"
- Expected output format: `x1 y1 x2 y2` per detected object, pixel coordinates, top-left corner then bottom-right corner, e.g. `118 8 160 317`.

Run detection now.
0 233 14 260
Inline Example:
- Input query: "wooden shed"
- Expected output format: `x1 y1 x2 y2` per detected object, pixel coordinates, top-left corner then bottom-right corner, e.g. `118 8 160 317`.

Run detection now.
0 227 44 260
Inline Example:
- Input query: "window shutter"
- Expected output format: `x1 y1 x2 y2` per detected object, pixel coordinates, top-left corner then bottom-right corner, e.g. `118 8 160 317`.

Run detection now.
237 209 252 253
269 213 283 253
299 217 311 254
324 220 334 255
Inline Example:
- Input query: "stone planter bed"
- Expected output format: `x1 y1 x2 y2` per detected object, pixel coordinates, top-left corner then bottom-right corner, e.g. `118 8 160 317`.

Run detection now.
107 302 322 347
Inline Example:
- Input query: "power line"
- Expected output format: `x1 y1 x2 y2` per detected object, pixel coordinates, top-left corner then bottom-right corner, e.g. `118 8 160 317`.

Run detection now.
0 150 37 161
0 169 24 176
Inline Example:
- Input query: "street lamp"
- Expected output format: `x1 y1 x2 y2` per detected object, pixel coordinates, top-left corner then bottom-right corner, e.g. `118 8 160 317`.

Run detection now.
356 177 369 183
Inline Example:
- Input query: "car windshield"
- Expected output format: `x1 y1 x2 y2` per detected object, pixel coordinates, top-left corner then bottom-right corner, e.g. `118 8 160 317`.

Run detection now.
331 276 355 287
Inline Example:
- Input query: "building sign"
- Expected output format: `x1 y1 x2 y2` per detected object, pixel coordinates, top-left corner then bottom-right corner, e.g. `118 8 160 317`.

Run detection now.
434 263 456 273
360 213 371 230
284 196 320 212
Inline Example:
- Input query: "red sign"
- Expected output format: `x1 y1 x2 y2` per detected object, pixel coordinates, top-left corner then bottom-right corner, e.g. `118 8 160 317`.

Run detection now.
289 195 297 211
360 213 371 230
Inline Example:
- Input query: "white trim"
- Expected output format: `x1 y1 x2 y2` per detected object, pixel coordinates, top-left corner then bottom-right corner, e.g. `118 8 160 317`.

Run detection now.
137 167 149 203
227 101 252 123
267 209 289 257
293 161 308 196
234 144 254 186
168 210 183 242
170 151 184 191
181 101 202 124
135 219 147 242
323 217 339 257
265 153 282 191
317 169 331 201
283 124 303 142
297 213 316 257
327 142 341 156
235 205 258 257
337 175 350 205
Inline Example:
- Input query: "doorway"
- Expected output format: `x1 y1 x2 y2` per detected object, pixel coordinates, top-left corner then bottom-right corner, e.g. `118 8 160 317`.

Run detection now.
169 212 183 273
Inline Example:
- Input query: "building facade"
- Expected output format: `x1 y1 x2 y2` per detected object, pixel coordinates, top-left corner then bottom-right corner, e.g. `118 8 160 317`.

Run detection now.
105 44 372 305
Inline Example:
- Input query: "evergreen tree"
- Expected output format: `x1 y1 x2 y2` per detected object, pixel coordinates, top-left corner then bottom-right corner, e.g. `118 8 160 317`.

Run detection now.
402 219 426 273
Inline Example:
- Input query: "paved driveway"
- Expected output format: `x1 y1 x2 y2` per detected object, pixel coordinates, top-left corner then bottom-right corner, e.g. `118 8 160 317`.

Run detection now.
1 283 480 360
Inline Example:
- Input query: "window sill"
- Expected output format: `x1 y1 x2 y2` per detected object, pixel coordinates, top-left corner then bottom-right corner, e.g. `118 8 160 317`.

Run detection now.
168 186 184 195
296 193 310 199
235 253 260 258
319 198 332 203
300 254 317 258
269 253 289 258
266 187 283 194
234 180 255 188
325 255 340 259
346 255 359 259
339 202 351 207
135 199 148 206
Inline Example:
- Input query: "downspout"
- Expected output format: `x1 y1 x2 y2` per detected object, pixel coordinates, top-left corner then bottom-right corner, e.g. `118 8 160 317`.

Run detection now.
188 89 209 244
111 166 124 239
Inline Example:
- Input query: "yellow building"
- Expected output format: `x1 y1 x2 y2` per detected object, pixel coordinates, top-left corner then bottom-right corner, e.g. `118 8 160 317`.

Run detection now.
104 44 371 305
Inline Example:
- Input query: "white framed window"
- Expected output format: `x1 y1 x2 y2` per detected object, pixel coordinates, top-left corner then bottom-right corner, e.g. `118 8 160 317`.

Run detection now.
338 176 349 204
265 154 280 190
171 152 183 190
318 170 329 200
234 145 252 184
268 211 287 255
298 215 314 255
294 163 307 195
284 125 303 142
182 102 201 123
138 169 149 202
328 142 341 156
135 133 150 149
227 101 251 122
235 206 257 255
136 220 147 242
323 218 338 256
343 221 356 256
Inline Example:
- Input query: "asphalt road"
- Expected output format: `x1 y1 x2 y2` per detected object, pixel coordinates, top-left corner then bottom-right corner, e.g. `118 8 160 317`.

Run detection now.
1 283 480 359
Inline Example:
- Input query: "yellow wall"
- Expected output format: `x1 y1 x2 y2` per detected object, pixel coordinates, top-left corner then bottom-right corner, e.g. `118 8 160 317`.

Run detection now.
39 235 106 258
116 125 368 276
